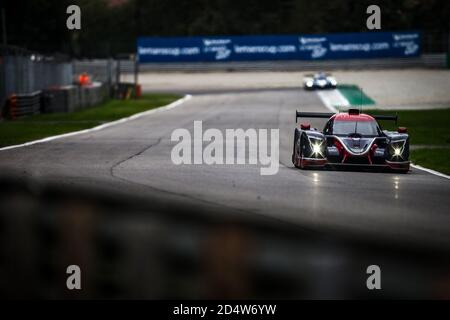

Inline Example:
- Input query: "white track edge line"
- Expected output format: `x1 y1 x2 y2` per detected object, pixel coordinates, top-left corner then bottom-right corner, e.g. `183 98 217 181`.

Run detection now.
316 91 338 113
316 90 351 113
0 94 192 152
411 164 450 180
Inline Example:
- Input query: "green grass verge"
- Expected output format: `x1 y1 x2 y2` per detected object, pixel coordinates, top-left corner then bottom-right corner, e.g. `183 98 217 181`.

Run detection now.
365 108 450 146
0 93 181 147
337 84 375 106
410 148 450 175
366 108 450 175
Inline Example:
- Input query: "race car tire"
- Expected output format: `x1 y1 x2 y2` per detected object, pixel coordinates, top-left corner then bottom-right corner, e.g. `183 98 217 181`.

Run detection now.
292 130 298 166
292 131 304 169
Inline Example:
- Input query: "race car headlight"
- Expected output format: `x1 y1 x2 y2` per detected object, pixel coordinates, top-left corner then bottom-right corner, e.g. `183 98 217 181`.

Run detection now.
329 78 337 86
312 143 322 155
389 140 407 160
308 137 325 158
306 81 313 87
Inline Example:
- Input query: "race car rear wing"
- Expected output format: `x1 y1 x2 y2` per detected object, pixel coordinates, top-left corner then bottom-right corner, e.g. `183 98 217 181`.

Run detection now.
372 114 398 124
296 111 398 124
295 112 334 123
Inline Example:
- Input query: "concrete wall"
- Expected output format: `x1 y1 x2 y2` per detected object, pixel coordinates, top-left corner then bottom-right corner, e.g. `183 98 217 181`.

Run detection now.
42 83 108 114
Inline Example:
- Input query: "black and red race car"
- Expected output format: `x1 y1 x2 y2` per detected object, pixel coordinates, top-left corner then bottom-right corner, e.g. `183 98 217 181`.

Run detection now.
292 109 410 172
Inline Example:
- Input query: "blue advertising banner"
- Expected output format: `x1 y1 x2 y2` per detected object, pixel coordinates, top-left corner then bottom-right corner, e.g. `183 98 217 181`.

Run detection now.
137 31 421 63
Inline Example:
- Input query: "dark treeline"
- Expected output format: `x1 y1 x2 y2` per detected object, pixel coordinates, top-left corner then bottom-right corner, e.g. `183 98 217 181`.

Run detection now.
3 0 449 57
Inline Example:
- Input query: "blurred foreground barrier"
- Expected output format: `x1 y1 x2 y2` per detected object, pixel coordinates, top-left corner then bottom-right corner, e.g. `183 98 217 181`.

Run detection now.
1 174 450 299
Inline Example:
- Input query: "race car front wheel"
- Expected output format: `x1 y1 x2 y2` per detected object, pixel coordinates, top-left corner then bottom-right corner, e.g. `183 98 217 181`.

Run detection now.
292 133 305 169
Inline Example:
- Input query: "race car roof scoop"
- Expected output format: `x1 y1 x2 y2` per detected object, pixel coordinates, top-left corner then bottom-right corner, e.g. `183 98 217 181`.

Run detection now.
348 108 360 115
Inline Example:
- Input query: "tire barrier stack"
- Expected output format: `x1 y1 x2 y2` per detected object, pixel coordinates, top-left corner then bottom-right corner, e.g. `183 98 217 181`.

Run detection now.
2 83 108 119
2 91 41 119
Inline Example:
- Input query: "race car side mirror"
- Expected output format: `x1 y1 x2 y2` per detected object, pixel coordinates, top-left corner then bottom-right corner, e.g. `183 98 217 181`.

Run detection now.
300 123 311 130
398 127 408 133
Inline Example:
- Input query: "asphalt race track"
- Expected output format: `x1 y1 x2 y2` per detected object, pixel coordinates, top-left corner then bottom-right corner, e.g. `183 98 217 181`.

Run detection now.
1 88 449 249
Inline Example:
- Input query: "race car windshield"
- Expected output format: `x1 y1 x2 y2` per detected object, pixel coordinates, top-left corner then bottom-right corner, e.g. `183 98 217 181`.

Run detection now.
333 120 379 136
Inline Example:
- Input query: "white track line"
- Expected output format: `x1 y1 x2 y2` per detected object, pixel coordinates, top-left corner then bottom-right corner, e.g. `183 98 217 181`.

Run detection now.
0 94 192 152
411 164 450 180
316 89 350 113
